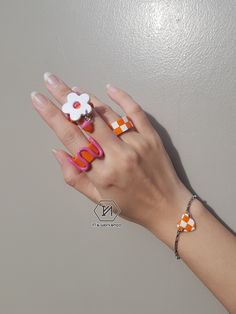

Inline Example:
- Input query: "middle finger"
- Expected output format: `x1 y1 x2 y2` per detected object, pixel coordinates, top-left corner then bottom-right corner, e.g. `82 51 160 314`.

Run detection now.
44 72 121 149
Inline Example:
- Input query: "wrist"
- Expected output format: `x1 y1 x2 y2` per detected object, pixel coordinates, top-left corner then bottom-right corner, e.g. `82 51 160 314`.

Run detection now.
147 184 204 250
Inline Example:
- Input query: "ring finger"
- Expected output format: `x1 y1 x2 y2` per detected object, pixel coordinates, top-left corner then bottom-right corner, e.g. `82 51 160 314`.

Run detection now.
72 86 139 144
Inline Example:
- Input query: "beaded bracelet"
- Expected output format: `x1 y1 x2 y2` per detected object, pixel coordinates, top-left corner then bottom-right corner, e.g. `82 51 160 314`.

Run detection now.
174 194 197 259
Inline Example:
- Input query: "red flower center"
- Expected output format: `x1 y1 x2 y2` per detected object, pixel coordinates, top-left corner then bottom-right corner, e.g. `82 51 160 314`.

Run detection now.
73 101 81 109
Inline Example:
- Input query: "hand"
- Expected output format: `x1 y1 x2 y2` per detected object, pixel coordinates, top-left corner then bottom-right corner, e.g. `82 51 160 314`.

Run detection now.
31 73 236 312
31 73 193 247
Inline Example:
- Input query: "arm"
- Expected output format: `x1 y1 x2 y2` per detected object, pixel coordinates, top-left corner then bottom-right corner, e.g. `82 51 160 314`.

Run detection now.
32 73 236 313
149 193 236 312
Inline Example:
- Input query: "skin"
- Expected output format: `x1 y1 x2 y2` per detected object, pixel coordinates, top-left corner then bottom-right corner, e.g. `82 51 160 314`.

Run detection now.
31 73 236 312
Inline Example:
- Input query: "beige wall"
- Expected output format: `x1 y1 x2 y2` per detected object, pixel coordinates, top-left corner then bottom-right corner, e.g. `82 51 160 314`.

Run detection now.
1 0 235 313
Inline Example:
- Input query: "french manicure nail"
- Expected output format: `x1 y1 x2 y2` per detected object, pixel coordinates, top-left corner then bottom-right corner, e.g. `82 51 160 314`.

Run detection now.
52 149 63 165
31 91 48 109
72 86 80 92
106 83 118 93
44 72 61 87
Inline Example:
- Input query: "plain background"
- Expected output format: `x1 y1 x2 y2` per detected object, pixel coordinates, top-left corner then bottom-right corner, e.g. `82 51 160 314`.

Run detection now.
0 0 235 313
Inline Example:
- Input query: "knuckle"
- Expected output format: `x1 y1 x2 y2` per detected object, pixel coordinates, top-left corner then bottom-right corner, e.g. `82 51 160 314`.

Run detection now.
118 90 130 102
131 103 143 115
44 106 58 121
100 169 116 187
101 104 111 115
63 127 77 146
137 138 152 153
95 104 111 116
120 94 142 114
118 149 139 172
116 90 143 114
59 87 71 100
124 149 139 166
146 133 164 153
64 173 76 187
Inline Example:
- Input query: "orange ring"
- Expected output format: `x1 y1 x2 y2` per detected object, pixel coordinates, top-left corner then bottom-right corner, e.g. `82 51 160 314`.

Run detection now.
109 116 133 136
67 137 104 172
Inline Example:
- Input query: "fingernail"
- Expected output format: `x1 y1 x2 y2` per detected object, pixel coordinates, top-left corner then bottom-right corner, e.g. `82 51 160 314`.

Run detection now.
44 72 61 87
31 91 48 109
72 86 80 92
106 83 118 93
52 149 63 165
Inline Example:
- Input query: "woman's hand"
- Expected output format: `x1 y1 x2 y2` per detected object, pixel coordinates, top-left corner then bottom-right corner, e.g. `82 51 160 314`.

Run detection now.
31 73 236 312
31 73 192 248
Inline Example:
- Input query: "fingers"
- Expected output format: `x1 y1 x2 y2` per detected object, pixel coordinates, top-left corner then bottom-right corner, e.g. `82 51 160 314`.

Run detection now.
31 92 88 153
72 86 119 125
43 72 72 104
106 84 155 137
52 149 101 203
33 73 155 188
72 86 139 143
44 73 120 148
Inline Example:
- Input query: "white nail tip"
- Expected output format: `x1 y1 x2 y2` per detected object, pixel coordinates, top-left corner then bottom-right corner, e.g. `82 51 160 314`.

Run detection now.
44 72 52 81
30 91 38 99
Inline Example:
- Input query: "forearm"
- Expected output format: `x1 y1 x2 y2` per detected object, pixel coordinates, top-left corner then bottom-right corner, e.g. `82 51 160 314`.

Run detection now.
149 190 236 312
33 73 235 312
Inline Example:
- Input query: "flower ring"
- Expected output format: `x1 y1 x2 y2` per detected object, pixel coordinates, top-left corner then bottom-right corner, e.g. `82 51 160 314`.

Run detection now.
62 92 93 122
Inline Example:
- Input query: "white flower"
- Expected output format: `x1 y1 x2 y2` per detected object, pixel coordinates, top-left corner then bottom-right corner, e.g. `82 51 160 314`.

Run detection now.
62 92 92 122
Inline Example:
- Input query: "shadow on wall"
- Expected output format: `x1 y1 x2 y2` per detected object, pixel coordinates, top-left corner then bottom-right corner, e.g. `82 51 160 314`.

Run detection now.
146 112 236 236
